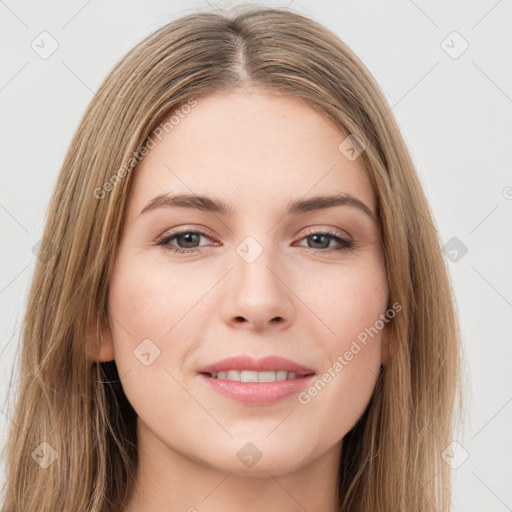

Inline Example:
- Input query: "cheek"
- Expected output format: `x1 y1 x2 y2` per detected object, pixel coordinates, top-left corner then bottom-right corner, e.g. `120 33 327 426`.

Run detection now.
303 257 388 348
106 256 200 415
109 255 206 340
106 255 194 381
294 261 388 437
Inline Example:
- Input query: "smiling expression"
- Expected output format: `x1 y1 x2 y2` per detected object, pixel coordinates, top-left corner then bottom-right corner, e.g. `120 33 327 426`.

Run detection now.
93 86 391 475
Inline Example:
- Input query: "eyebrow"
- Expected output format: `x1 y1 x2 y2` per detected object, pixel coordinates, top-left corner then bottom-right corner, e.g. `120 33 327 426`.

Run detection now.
139 192 377 221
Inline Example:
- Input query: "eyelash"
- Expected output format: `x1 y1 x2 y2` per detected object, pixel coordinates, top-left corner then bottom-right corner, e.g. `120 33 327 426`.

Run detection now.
155 227 354 255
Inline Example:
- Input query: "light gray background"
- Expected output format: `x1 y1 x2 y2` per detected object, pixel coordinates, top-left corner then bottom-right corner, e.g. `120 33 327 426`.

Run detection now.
1 1 511 510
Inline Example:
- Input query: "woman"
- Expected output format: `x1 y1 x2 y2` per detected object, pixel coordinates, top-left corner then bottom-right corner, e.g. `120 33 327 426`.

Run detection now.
1 5 462 511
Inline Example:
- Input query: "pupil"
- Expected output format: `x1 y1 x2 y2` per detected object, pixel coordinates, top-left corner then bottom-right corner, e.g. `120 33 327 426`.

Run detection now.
310 234 328 249
179 233 198 248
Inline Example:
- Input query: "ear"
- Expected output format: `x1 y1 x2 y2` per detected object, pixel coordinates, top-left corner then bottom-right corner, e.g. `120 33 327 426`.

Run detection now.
84 313 115 363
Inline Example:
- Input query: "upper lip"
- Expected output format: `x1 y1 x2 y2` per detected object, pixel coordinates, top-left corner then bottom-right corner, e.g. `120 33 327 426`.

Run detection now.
198 355 316 376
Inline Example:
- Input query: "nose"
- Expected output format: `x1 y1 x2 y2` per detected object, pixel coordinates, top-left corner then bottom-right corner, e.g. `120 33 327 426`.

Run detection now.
221 242 295 332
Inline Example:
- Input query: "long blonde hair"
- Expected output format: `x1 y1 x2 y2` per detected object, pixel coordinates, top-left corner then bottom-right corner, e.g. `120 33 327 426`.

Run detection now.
1 5 462 511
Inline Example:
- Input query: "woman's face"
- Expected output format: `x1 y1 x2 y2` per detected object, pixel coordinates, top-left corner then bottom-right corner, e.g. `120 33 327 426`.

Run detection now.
95 87 391 476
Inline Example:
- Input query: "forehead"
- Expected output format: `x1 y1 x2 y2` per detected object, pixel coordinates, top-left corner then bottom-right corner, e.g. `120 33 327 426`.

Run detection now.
126 88 375 222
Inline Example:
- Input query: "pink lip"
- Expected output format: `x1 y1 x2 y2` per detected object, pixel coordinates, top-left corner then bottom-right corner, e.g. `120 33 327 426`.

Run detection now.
198 355 315 375
197 355 316 406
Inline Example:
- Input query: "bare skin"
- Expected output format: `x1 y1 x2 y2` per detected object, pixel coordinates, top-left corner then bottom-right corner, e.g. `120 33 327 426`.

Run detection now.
86 86 391 512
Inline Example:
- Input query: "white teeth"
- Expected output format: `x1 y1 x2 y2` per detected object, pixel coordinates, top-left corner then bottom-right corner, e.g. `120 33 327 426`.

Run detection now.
257 371 276 382
241 370 259 382
276 370 288 381
208 370 303 382
226 370 240 381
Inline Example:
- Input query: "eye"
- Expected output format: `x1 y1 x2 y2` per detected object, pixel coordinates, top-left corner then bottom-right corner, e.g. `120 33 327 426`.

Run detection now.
155 227 354 254
156 229 215 254
296 228 353 253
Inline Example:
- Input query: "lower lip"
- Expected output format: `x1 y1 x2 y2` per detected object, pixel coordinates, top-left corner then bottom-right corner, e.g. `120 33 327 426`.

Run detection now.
199 373 316 406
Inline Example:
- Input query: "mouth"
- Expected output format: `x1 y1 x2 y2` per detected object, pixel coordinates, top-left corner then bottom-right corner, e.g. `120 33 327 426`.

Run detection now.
202 370 314 382
198 371 316 406
197 355 316 405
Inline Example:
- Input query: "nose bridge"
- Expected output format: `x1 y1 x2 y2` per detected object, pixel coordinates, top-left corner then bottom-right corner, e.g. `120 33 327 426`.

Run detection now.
234 233 283 299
